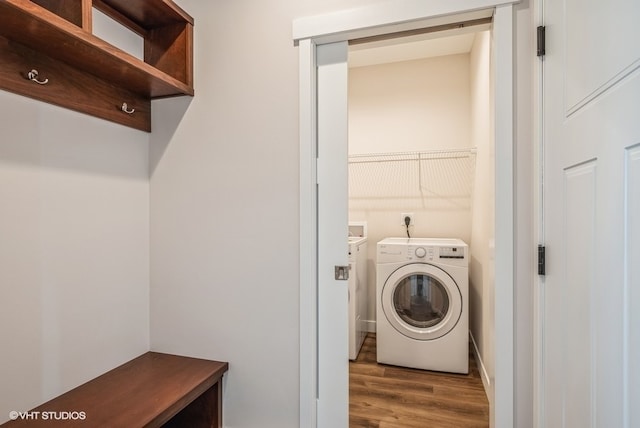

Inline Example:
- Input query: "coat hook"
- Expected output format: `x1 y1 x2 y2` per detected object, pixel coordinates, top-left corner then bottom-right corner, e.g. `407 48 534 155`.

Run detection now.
27 69 48 85
121 103 135 114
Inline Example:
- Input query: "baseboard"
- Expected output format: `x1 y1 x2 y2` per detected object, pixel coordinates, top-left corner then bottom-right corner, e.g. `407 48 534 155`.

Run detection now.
364 319 376 333
469 331 492 405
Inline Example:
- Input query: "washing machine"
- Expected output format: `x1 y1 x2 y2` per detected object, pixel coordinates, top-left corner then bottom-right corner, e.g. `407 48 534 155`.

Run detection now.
376 237 469 373
348 222 368 360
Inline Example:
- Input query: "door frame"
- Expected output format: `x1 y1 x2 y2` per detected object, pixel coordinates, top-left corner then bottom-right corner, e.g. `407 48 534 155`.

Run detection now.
295 1 520 426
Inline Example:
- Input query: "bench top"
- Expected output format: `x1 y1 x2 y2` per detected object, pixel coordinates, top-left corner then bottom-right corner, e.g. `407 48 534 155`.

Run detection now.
2 352 228 428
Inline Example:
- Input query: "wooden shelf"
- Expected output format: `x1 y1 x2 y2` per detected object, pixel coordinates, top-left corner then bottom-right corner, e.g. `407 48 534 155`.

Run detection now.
0 0 194 131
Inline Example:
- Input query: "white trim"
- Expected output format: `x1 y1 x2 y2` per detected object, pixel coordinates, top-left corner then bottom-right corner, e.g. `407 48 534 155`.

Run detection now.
470 331 492 402
298 38 318 428
293 0 519 42
533 1 544 427
297 2 519 427
363 319 376 334
493 5 515 427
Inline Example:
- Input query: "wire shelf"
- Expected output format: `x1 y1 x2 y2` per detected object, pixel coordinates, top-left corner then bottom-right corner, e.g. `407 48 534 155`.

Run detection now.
348 148 477 211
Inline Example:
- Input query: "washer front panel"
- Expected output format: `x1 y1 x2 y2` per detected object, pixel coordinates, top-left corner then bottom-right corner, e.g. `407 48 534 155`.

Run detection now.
382 263 462 341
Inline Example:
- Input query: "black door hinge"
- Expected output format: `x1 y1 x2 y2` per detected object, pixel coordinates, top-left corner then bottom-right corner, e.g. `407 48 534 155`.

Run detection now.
537 26 546 57
538 245 546 275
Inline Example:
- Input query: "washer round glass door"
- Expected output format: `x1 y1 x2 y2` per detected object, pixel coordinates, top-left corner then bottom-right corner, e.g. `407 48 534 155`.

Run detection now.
382 263 462 340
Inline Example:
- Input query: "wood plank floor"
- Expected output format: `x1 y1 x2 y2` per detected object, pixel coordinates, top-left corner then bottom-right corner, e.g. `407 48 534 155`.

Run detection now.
350 334 489 428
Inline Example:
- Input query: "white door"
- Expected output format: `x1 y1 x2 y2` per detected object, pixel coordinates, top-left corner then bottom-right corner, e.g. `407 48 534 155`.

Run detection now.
542 0 640 426
316 41 349 428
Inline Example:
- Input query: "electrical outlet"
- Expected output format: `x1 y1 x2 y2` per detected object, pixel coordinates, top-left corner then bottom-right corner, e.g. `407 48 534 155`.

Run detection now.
400 213 414 226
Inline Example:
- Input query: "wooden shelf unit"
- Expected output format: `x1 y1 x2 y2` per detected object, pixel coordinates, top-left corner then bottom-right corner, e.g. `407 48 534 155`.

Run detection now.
0 352 228 427
0 0 194 132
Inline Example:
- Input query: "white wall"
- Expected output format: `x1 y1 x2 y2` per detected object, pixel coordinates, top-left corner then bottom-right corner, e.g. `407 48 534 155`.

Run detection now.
349 54 471 154
147 1 374 427
0 93 150 423
468 30 494 399
0 13 149 424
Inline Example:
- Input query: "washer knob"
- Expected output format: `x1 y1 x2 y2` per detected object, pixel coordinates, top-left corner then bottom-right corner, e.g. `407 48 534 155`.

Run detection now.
415 247 427 258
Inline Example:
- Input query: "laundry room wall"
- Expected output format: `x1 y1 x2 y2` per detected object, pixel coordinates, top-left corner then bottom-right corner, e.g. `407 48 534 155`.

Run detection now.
348 53 474 331
468 30 494 401
349 54 472 154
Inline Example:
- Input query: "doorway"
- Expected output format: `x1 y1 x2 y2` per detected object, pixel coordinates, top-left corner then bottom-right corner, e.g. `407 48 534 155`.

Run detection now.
296 3 519 427
347 26 494 425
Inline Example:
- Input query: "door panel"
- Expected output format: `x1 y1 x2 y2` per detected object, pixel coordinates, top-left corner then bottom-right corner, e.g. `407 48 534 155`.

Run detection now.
543 0 640 426
316 41 349 428
565 0 640 112
562 161 596 428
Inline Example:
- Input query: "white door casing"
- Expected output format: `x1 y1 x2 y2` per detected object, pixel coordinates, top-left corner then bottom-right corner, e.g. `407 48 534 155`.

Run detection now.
541 0 640 426
296 2 519 427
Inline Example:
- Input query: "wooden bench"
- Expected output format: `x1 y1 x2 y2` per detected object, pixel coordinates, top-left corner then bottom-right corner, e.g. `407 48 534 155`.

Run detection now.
1 352 228 428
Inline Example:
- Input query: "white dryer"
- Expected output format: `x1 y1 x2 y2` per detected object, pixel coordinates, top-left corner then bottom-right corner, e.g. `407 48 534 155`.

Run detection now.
348 222 368 360
376 237 469 373
348 236 368 360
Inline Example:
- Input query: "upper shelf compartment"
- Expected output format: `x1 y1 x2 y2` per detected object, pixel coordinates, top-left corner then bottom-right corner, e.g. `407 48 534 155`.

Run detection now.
0 0 194 131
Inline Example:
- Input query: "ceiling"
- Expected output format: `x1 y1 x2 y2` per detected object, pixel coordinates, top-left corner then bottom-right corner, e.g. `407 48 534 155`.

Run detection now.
348 25 490 68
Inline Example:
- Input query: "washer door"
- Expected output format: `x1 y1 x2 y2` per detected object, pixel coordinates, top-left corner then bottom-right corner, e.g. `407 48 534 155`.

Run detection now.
382 263 462 341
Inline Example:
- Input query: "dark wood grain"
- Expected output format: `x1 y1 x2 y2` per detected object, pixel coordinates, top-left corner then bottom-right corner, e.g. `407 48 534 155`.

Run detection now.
0 352 228 428
0 0 194 130
30 0 85 27
350 334 489 428
162 383 221 428
0 0 193 98
145 22 192 87
93 0 148 37
0 36 151 131
99 0 194 27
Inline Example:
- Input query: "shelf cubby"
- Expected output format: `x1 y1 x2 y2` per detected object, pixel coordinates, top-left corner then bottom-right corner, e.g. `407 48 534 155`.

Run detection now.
0 0 194 131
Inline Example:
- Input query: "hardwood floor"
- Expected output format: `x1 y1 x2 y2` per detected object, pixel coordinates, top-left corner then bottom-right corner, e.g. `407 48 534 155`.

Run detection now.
349 334 489 428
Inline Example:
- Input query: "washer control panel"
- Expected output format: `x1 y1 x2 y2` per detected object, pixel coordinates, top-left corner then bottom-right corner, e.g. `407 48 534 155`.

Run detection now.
440 246 465 259
405 245 437 261
378 238 468 265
